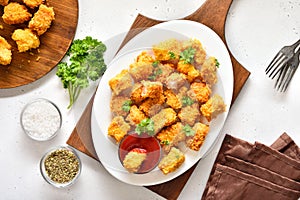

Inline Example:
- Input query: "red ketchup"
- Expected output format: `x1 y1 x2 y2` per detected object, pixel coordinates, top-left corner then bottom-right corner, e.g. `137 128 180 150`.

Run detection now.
119 133 161 174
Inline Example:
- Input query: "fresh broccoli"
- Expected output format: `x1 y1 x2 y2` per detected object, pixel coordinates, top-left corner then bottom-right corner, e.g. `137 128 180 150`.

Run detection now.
56 36 107 109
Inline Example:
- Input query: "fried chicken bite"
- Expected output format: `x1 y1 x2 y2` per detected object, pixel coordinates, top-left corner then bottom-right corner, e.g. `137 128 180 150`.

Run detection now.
164 89 182 110
165 72 187 91
141 80 163 99
178 103 200 126
130 83 146 105
108 116 131 143
177 60 200 82
110 95 131 117
122 149 147 173
126 105 146 125
139 94 165 117
23 0 44 9
0 36 12 65
151 108 177 134
109 69 133 96
188 122 209 151
129 63 153 82
2 2 32 25
28 4 55 36
200 57 218 85
200 94 226 121
190 82 211 104
0 0 9 6
158 147 185 175
12 29 40 52
156 122 186 152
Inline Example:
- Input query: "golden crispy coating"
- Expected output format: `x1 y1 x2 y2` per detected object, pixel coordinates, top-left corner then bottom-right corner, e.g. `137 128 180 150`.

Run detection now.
156 122 186 152
0 36 11 50
178 103 200 126
28 4 55 36
129 51 155 69
153 38 182 57
190 82 211 104
0 0 9 6
158 147 185 175
200 94 226 121
139 94 165 117
23 0 44 9
126 105 146 125
108 116 130 143
155 63 174 84
177 60 200 82
0 48 12 65
152 47 179 61
12 29 40 52
182 39 206 66
141 80 163 99
129 63 153 82
2 2 32 25
151 108 177 134
188 122 209 151
165 72 187 91
0 36 12 65
123 151 146 173
200 57 218 85
130 83 146 105
164 89 182 110
110 95 130 117
109 69 133 96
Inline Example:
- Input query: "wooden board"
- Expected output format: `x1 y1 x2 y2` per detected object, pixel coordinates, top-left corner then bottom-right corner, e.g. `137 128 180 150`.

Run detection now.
67 0 251 199
0 0 78 88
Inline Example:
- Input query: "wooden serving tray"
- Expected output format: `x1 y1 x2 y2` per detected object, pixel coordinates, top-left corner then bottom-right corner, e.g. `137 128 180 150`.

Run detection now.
67 0 250 199
0 0 78 88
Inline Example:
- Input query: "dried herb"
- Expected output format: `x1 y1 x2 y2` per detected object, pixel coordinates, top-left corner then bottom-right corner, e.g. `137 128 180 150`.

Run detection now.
183 124 195 136
44 149 80 184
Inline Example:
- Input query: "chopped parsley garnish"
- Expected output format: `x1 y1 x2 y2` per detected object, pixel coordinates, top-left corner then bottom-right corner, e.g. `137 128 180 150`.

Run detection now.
152 60 160 67
122 100 132 112
148 68 162 80
161 140 170 145
180 47 196 64
183 125 195 136
182 96 194 106
168 51 176 59
135 118 155 136
215 58 220 68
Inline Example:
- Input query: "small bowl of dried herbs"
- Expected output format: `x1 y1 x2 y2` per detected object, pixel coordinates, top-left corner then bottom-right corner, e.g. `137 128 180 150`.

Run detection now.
40 146 81 188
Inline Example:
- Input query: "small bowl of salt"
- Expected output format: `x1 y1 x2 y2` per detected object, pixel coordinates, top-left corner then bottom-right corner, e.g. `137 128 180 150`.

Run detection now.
20 98 62 141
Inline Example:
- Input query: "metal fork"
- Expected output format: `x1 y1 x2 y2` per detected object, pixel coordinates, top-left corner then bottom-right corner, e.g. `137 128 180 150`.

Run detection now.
274 48 300 92
265 39 300 79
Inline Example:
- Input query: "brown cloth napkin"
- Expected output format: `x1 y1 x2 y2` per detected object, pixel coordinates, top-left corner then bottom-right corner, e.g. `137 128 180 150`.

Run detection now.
201 133 300 200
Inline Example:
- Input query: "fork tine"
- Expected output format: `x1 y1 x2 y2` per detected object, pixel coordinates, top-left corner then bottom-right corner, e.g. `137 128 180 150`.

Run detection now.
275 64 288 91
268 56 287 79
282 67 297 92
279 66 293 92
265 52 283 73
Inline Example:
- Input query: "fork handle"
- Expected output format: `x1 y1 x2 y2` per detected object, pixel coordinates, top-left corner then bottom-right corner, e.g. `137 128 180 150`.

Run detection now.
291 38 300 49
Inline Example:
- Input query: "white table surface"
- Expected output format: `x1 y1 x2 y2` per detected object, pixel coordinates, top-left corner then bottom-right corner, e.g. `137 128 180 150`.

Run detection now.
0 0 299 199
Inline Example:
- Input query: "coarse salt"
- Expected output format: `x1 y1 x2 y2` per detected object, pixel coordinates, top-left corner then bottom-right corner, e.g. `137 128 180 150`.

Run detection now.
21 99 62 141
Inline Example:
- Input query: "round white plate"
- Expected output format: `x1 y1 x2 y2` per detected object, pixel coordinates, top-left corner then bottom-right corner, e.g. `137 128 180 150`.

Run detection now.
91 20 233 186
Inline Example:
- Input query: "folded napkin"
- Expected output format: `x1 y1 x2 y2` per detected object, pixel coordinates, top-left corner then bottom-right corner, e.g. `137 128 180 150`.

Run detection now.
201 133 300 200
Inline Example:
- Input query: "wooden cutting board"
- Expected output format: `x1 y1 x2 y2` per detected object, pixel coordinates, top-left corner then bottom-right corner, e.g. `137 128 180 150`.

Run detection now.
67 0 250 199
0 0 78 88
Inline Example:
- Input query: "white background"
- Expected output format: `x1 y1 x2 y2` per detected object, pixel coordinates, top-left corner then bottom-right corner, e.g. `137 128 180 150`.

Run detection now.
0 0 299 199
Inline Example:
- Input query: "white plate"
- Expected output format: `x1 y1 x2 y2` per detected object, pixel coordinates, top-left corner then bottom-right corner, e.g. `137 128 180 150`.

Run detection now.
91 20 233 186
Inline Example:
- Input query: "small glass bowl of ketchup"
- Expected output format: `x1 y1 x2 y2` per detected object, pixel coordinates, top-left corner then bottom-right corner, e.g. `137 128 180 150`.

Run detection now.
118 133 161 174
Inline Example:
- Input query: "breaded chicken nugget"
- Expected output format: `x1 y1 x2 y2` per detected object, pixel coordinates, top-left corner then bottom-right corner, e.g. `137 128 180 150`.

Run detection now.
0 0 9 6
12 29 40 52
158 147 185 175
23 0 44 9
108 116 130 143
0 36 12 65
177 60 200 82
151 108 177 134
126 105 146 125
165 72 187 91
110 95 131 117
123 150 147 173
182 39 206 66
190 82 211 104
2 2 32 25
200 94 226 121
156 122 185 152
200 57 218 85
130 83 146 105
28 4 55 35
129 51 155 70
178 103 200 126
164 89 182 110
139 94 165 117
141 80 163 99
109 69 133 96
188 122 209 151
